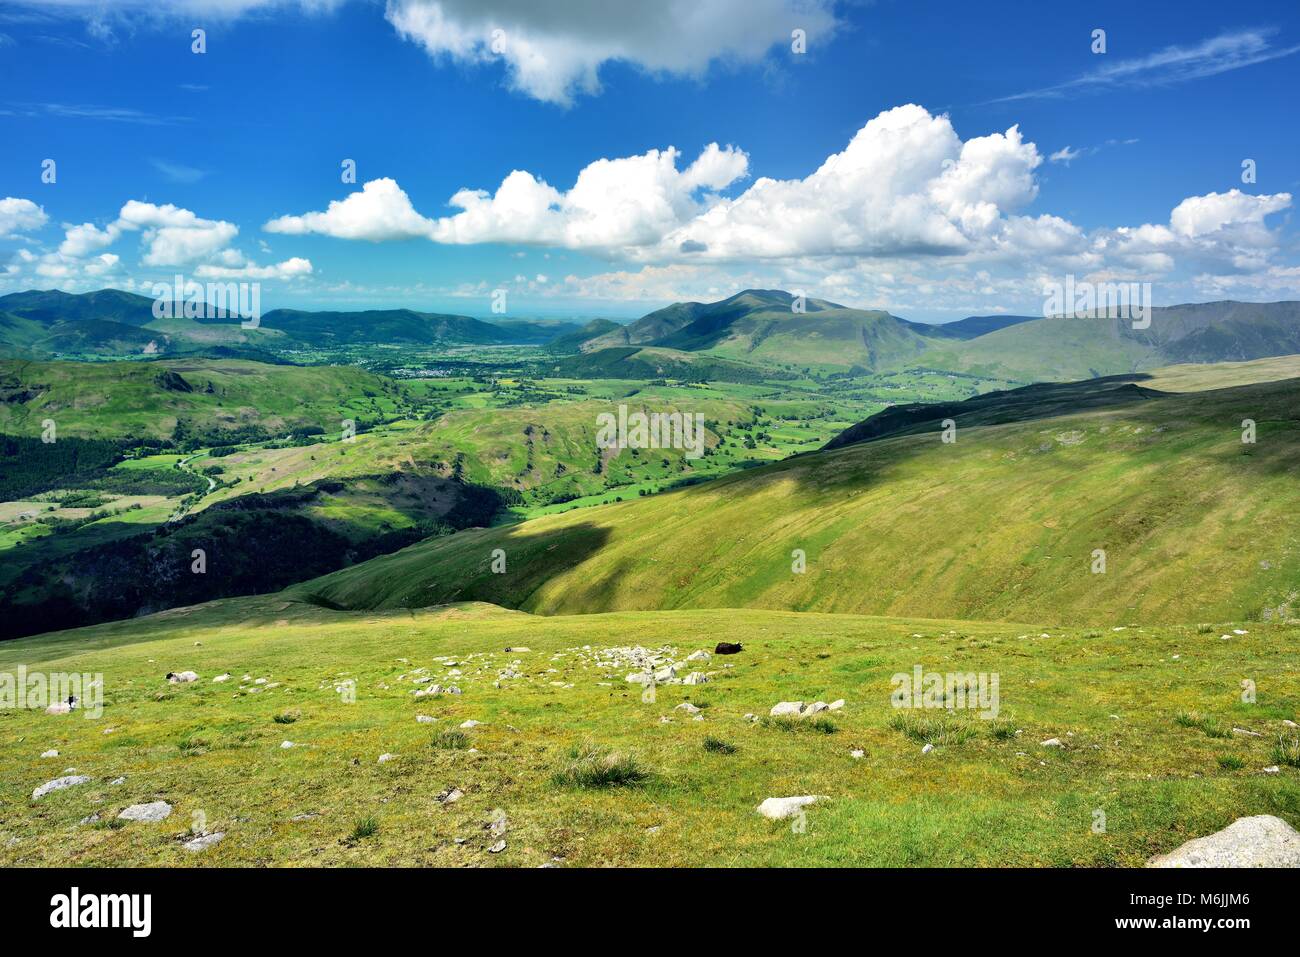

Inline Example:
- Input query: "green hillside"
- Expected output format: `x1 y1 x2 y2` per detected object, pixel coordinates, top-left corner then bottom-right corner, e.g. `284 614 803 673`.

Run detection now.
920 301 1300 382
0 358 410 442
295 366 1300 626
2 596 1296 866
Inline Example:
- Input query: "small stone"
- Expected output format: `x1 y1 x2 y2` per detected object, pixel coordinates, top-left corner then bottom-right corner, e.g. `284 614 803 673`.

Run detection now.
828 699 846 711
183 832 225 852
1040 738 1063 747
78 813 100 825
488 840 507 853
40 749 59 758
756 795 821 820
682 672 709 685
377 753 396 763
850 749 864 759
31 775 90 801
416 715 437 724
921 743 934 754
437 787 463 804
117 801 173 823
280 740 295 749
460 720 482 729
674 702 701 714
213 674 231 683
770 701 804 717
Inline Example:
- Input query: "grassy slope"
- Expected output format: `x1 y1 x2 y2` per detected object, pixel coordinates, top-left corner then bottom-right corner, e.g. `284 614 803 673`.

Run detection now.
296 372 1300 626
2 597 1295 866
0 358 407 440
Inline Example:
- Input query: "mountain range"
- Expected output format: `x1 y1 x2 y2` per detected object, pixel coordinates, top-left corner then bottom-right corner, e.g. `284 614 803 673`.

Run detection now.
4 288 1300 385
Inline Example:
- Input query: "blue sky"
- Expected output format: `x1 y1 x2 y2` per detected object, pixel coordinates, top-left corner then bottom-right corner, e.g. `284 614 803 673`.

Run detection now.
2 0 1299 321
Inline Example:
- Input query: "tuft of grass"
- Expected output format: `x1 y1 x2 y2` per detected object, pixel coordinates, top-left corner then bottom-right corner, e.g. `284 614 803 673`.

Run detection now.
1216 754 1245 770
431 729 469 750
178 734 210 754
888 711 976 746
1174 710 1229 739
703 735 737 754
349 815 379 841
1272 734 1300 768
987 718 1017 740
761 715 837 734
552 745 650 789
273 710 300 725
1196 623 1214 634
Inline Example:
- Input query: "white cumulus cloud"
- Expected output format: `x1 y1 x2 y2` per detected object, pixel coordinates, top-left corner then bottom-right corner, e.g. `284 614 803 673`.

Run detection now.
385 0 840 105
0 197 49 238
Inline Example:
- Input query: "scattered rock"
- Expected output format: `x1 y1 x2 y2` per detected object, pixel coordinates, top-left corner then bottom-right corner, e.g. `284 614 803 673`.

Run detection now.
377 753 396 763
460 720 482 729
213 674 231 683
850 749 864 759
183 832 225 852
117 801 173 823
31 775 90 801
686 650 711 662
40 749 59 758
682 672 709 685
416 715 437 724
280 741 296 749
488 840 507 854
1148 815 1300 868
437 787 463 805
1040 738 1063 748
109 776 126 786
79 813 100 825
756 795 821 820
1232 727 1263 737
921 743 934 754
674 702 701 714
770 701 805 717
828 699 846 711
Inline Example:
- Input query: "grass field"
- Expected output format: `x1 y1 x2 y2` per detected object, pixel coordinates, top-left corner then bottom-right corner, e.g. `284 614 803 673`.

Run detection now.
2 597 1296 866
